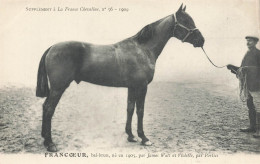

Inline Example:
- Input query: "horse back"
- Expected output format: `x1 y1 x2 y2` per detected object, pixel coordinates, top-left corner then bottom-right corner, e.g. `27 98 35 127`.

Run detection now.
45 40 156 89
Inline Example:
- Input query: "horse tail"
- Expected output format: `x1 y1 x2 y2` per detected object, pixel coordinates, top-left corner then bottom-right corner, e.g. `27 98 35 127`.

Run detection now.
36 47 51 97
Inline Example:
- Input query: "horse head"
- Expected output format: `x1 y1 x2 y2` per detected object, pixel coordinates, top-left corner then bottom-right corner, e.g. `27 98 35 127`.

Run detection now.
173 4 204 47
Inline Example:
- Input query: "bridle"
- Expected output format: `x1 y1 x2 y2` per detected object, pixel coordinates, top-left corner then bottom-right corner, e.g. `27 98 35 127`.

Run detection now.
172 14 198 42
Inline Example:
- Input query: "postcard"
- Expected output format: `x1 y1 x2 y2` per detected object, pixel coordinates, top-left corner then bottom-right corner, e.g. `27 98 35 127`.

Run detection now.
0 0 260 163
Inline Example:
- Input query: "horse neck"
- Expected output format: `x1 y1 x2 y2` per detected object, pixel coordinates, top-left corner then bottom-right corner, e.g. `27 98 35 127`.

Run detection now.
143 16 173 59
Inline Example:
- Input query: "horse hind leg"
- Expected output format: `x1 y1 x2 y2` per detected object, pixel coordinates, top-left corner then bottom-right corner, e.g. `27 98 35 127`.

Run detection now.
41 96 49 138
42 88 65 152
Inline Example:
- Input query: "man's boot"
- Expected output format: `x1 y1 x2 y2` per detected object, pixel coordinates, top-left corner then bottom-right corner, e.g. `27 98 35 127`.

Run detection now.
240 96 256 132
253 112 260 138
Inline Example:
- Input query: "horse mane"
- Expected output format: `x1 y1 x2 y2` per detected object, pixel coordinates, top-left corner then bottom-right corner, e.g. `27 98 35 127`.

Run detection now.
134 17 169 44
135 25 154 44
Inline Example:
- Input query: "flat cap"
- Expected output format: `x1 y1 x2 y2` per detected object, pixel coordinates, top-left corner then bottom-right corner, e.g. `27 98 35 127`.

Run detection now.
245 35 259 42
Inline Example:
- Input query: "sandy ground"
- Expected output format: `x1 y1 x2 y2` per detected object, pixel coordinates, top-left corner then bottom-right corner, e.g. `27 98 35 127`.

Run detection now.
0 81 260 155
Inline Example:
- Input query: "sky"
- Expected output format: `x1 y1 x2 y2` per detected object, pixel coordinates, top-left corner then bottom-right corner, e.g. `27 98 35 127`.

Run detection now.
0 0 259 86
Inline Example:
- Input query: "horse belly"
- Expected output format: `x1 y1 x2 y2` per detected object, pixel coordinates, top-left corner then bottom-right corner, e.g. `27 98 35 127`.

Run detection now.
81 69 127 87
79 53 128 87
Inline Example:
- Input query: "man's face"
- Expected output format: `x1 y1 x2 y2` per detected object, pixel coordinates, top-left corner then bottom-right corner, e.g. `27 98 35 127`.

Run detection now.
247 38 257 49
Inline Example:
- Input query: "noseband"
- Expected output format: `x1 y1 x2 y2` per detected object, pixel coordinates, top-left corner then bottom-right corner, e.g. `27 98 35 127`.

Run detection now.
173 14 198 42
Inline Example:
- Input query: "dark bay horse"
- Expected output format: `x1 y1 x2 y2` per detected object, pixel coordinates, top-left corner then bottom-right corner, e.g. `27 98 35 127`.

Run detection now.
36 4 204 152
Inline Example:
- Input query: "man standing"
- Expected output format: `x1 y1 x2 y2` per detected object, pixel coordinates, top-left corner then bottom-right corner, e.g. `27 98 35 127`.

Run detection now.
227 35 260 138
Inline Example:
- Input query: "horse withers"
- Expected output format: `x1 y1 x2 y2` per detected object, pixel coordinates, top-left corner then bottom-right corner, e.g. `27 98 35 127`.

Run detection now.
36 4 204 152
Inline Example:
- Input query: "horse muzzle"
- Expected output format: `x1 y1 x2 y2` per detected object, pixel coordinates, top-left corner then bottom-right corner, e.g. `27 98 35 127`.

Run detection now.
193 37 205 47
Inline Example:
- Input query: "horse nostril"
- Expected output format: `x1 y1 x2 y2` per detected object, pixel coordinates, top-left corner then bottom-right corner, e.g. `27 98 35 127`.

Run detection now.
199 40 204 46
199 37 205 44
195 38 204 47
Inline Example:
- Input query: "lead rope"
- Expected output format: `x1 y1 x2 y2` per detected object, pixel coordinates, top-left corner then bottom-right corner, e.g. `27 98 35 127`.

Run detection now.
201 47 250 101
201 47 227 68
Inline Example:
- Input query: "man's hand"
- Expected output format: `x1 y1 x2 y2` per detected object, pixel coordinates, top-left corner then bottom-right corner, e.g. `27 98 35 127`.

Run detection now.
227 64 239 74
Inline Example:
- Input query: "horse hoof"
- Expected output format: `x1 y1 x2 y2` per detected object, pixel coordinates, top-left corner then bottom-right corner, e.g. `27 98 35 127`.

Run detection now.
142 140 153 146
46 143 58 152
128 136 138 142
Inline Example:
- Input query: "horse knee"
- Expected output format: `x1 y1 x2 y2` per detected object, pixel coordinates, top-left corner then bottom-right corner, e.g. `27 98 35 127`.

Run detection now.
136 109 144 117
127 107 134 114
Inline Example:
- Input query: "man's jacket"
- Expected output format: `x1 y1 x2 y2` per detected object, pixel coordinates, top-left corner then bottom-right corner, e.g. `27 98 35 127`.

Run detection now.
240 47 260 91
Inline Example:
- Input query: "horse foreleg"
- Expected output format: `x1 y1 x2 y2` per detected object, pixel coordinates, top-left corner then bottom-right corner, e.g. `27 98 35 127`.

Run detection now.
42 89 64 152
136 86 152 146
125 87 137 142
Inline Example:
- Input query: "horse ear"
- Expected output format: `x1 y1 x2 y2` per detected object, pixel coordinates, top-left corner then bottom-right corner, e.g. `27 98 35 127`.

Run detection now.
177 4 183 13
183 5 186 11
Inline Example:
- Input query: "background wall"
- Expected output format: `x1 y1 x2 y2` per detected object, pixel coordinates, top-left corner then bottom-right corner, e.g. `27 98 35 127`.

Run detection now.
0 0 259 87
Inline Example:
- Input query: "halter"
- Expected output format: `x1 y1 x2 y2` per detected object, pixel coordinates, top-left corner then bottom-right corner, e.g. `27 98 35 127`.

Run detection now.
173 14 198 42
173 13 228 69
